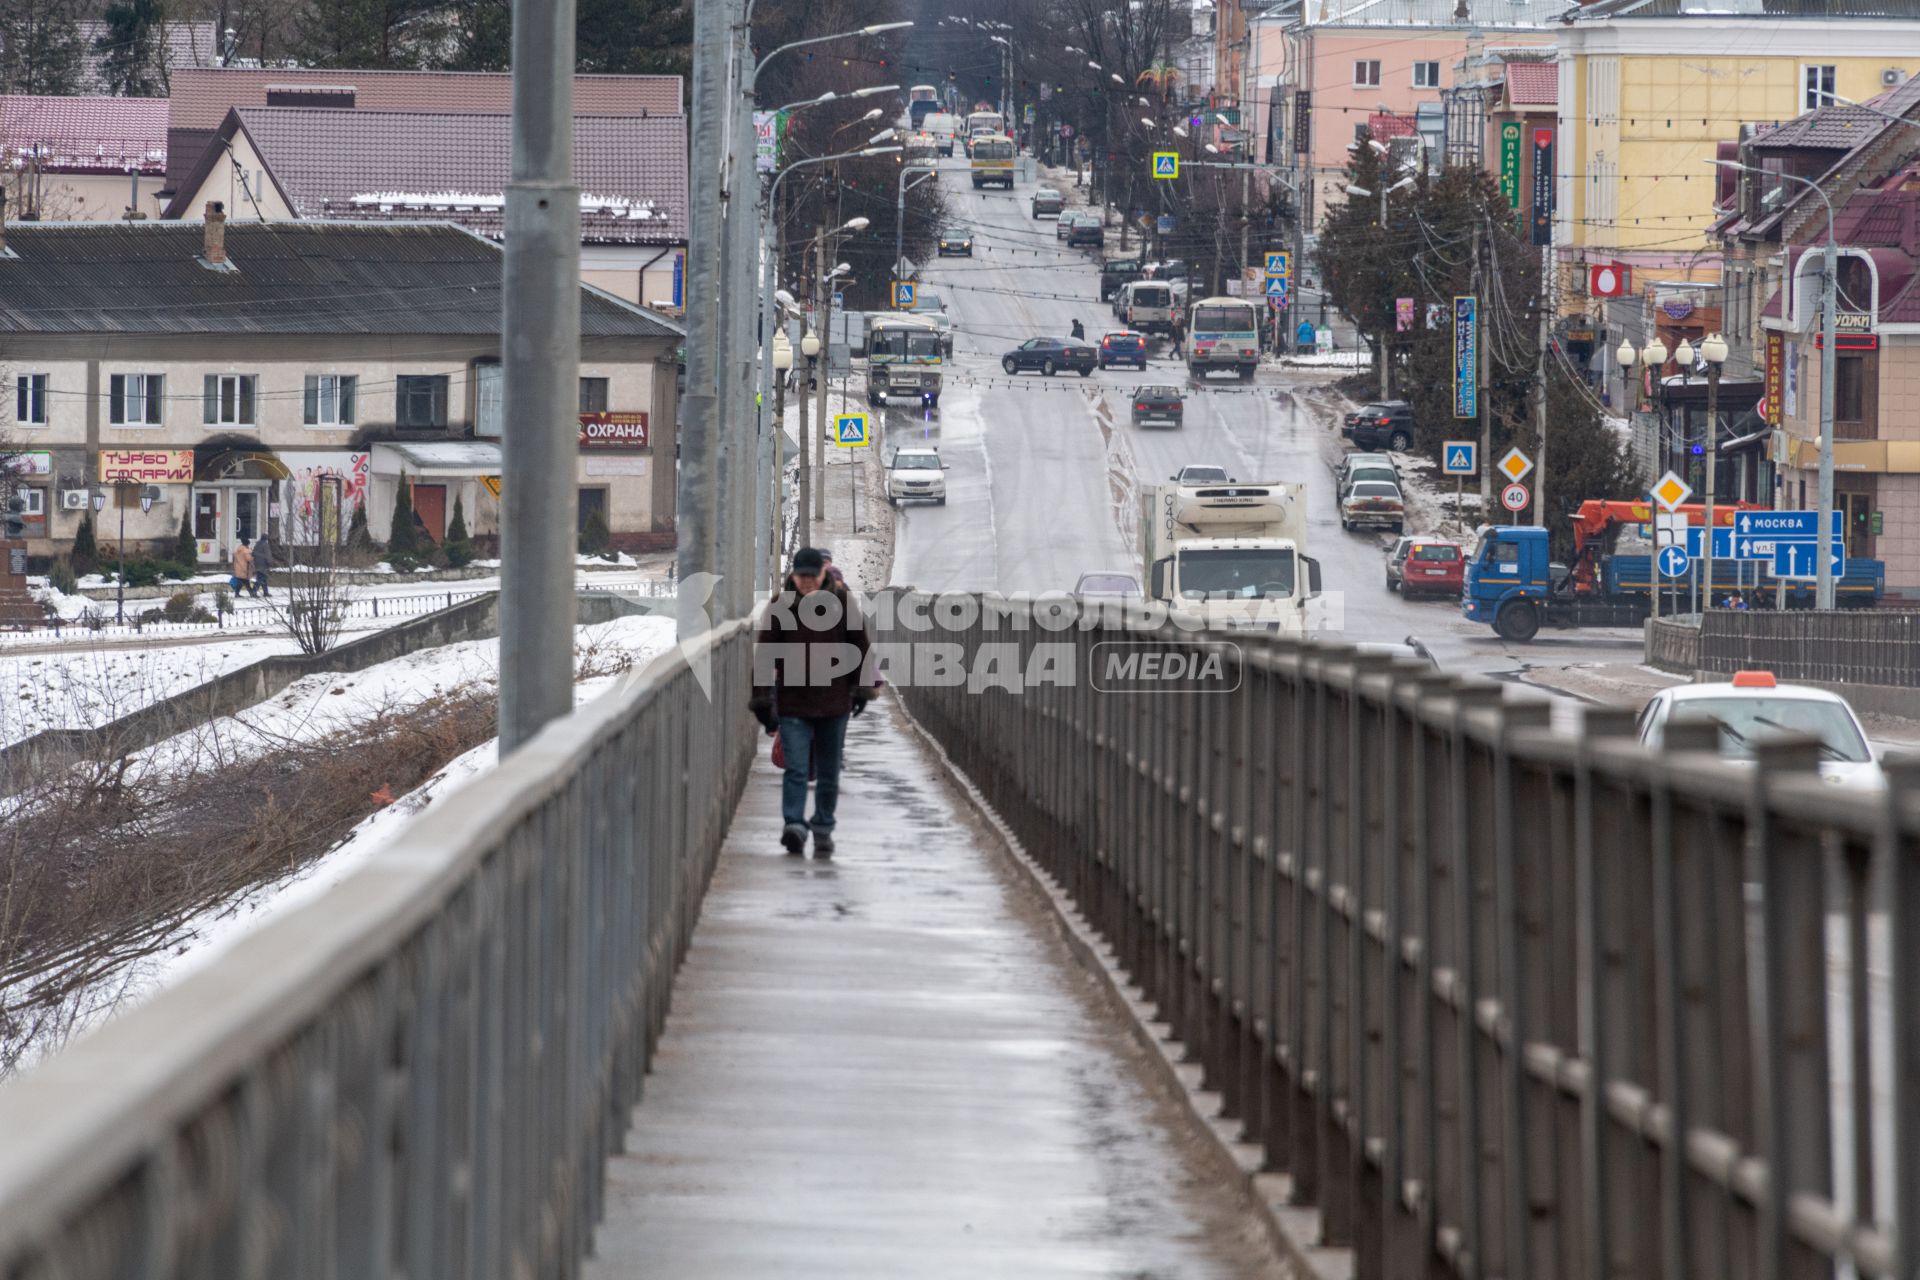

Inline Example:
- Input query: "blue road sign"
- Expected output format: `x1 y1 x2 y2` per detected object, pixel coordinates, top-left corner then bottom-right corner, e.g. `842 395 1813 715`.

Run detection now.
1157 214 1173 234
1264 276 1288 296
1265 251 1291 278
1442 441 1477 475
1732 510 1840 540
1685 527 1740 559
1152 152 1180 179
1658 545 1691 579
1772 540 1845 580
892 280 916 309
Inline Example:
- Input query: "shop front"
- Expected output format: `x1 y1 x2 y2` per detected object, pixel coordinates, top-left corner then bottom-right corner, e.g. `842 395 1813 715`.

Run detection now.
193 443 292 563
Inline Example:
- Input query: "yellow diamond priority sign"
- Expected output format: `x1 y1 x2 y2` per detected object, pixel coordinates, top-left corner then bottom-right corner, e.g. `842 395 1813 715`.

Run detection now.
1496 447 1533 483
1651 469 1693 512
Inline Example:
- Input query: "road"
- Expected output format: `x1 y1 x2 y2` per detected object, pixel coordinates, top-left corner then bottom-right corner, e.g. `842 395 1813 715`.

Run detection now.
882 154 1645 682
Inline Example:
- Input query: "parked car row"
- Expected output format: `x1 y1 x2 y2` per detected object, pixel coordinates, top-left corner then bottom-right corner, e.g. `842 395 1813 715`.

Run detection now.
1385 535 1464 598
1337 451 1405 534
1342 400 1416 452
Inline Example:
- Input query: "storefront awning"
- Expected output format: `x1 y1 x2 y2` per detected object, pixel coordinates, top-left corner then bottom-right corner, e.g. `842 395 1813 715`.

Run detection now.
371 442 504 477
196 448 291 481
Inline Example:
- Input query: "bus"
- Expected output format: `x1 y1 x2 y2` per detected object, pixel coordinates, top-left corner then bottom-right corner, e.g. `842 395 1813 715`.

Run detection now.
865 314 944 407
964 110 1005 155
1185 296 1262 380
909 85 941 129
968 133 1015 188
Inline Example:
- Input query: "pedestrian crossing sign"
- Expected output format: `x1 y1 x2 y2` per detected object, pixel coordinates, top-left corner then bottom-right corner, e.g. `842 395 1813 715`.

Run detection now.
1264 275 1287 295
1265 251 1290 278
1151 152 1179 179
1441 441 1476 475
834 413 870 448
892 280 916 309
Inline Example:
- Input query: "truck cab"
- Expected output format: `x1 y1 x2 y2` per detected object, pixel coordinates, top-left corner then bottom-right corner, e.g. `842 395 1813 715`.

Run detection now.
1141 482 1322 632
1462 527 1553 639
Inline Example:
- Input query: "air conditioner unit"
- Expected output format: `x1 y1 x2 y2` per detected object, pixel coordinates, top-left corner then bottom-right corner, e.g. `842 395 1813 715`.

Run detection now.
1884 68 1907 86
60 490 88 511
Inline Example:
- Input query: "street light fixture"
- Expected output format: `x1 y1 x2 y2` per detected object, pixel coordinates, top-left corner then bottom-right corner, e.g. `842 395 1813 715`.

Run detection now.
1711 156 1838 608
1700 332 1730 607
842 216 870 231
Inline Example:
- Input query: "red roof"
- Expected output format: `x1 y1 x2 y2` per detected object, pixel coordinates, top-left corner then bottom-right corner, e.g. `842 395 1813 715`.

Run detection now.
1505 62 1557 107
0 95 167 173
166 67 682 131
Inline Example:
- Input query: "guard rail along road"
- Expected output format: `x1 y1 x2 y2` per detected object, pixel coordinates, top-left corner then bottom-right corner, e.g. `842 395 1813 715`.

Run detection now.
0 618 756 1280
888 593 1918 1280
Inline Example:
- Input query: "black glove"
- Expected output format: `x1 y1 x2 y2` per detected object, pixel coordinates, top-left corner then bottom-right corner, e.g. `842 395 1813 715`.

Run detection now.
850 687 875 719
749 699 777 734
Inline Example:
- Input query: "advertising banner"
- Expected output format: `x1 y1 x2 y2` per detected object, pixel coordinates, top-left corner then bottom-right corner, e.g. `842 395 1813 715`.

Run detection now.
579 412 650 450
1764 331 1784 424
99 449 193 483
1453 296 1478 419
1530 126 1554 246
1499 122 1522 209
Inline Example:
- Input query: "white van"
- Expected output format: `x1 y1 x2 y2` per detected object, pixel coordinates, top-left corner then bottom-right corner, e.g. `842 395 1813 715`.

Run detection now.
924 113 961 156
1119 280 1174 335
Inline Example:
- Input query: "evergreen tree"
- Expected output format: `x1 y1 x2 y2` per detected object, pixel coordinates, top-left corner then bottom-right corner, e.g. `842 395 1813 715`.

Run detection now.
173 504 196 569
578 505 611 558
287 0 447 69
446 0 509 70
71 511 97 573
577 0 689 78
442 492 473 567
0 0 87 96
96 0 167 96
387 476 420 558
347 498 373 550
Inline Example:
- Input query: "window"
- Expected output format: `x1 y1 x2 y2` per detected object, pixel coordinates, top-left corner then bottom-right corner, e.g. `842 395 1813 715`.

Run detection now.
109 373 163 425
202 374 257 426
1836 354 1866 422
15 374 46 425
474 362 503 437
18 487 44 516
1354 60 1381 87
396 374 450 428
303 374 357 426
1804 64 1837 111
579 377 610 413
1413 61 1441 88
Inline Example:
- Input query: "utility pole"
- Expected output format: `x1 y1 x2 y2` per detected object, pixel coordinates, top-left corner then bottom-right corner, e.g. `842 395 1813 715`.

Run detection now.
728 8 758 618
499 0 580 749
800 224 822 546
1379 180 1390 400
1816 234 1837 610
676 0 726 639
1533 243 1550 528
814 226 832 525
1473 216 1490 514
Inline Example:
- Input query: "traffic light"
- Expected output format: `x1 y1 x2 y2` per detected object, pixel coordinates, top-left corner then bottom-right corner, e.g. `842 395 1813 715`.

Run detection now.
2 495 24 540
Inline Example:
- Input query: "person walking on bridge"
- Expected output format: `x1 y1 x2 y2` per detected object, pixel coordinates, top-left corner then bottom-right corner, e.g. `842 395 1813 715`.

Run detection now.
749 546 875 858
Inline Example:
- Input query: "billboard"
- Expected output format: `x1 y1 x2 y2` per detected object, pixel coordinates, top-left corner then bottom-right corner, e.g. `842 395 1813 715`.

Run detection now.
99 449 193 483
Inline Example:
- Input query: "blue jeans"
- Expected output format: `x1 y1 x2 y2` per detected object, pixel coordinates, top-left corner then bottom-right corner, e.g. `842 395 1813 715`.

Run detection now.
777 714 848 833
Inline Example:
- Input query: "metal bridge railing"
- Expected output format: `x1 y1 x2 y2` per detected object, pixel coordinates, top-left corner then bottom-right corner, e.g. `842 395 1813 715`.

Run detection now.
0 618 755 1280
888 596 1918 1280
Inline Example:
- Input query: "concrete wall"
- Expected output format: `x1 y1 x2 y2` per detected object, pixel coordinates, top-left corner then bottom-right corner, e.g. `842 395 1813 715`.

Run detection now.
0 589 665 795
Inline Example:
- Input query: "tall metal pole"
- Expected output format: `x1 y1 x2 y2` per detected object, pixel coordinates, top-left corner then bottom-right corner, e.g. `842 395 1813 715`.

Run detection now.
1704 361 1720 608
756 200 777 598
814 242 833 524
1533 243 1550 528
1473 216 1490 513
499 0 580 748
1817 235 1837 610
728 12 758 618
676 0 727 638
1379 182 1390 400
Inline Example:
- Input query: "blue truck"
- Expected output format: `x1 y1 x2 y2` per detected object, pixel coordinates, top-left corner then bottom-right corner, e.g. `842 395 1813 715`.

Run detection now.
1463 524 1884 642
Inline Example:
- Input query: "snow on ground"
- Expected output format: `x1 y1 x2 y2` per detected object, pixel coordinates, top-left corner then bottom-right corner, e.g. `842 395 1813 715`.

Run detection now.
1277 350 1368 368
0 637 302 747
8 615 679 1072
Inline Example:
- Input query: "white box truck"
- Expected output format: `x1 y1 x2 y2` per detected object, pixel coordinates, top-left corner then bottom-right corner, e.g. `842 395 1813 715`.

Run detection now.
1139 481 1321 631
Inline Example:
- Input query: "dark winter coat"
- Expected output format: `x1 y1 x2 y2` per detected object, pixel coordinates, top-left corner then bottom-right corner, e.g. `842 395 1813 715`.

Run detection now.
252 537 274 571
750 577 872 719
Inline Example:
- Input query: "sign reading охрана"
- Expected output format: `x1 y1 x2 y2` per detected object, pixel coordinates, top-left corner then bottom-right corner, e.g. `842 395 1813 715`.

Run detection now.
578 412 649 449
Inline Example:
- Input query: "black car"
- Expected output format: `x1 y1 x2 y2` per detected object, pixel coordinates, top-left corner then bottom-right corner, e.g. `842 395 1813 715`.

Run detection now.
1067 215 1105 248
1099 330 1148 369
1002 337 1098 377
1342 400 1416 452
1131 384 1184 428
936 227 973 257
1100 257 1143 300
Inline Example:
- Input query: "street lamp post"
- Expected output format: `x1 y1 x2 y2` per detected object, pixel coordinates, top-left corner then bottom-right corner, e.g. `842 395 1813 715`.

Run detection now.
1701 332 1729 609
799 327 820 546
1711 157 1838 609
1618 336 1669 617
770 325 793 587
895 162 938 282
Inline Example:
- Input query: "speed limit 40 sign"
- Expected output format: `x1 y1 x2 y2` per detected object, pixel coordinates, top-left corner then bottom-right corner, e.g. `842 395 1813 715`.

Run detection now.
1501 483 1530 512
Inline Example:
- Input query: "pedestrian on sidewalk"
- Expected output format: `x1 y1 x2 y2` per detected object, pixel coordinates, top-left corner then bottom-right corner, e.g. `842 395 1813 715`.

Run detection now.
230 540 254 598
251 534 275 597
818 547 847 588
1295 318 1315 354
748 546 875 858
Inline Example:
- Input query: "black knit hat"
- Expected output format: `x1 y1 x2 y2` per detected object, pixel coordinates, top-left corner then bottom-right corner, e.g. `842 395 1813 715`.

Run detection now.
791 546 826 574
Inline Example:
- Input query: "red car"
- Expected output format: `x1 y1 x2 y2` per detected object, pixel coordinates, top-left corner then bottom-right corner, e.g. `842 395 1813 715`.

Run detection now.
1399 539 1464 598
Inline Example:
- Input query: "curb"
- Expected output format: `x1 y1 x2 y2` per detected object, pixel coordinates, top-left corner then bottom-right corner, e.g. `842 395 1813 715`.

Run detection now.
889 692 1354 1280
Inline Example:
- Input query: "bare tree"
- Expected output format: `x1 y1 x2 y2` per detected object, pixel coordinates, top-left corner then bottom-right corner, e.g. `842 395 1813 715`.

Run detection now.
270 543 350 654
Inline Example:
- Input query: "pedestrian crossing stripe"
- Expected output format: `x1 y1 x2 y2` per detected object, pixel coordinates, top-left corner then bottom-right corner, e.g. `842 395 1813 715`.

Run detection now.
834 413 869 447
1151 152 1179 179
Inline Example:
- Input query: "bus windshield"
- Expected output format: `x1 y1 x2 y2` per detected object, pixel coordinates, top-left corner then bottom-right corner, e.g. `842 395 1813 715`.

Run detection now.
967 113 1004 135
871 328 942 359
971 139 1013 160
1192 305 1257 334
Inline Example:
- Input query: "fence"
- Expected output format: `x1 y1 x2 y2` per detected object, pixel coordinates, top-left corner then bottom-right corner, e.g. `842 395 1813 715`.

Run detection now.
1700 609 1920 687
1644 615 1701 675
889 597 1916 1280
0 618 756 1280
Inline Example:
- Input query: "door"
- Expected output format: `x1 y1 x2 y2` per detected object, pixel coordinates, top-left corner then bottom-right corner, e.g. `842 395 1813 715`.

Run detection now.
232 489 263 550
1841 489 1873 559
577 487 609 534
195 491 221 561
412 484 447 543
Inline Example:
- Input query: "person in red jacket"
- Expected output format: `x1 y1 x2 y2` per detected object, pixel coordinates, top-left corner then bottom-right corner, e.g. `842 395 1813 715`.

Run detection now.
748 546 873 857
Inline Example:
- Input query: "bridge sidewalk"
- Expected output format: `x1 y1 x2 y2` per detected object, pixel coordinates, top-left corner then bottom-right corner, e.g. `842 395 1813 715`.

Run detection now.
584 698 1278 1278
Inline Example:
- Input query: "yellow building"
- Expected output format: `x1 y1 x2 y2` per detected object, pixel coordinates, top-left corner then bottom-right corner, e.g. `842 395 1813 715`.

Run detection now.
1558 3 1920 309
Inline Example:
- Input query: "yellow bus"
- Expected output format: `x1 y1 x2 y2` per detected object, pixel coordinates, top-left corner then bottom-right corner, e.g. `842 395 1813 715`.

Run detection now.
969 133 1014 189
